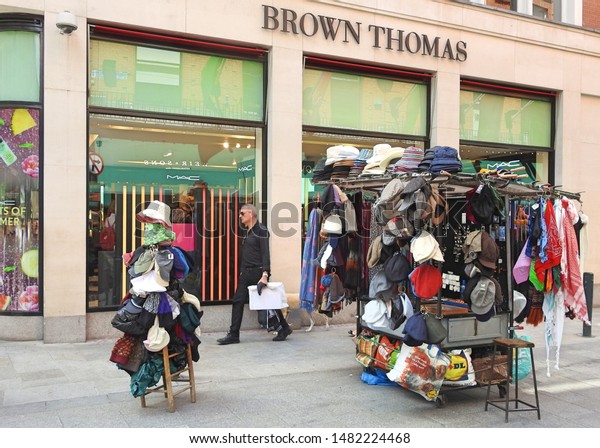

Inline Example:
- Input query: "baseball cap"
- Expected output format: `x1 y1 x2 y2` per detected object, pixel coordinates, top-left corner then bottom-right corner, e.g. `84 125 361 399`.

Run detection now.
478 231 499 269
470 276 495 315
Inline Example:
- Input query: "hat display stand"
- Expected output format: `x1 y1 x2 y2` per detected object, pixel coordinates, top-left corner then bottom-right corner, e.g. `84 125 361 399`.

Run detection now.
315 167 584 413
109 201 201 412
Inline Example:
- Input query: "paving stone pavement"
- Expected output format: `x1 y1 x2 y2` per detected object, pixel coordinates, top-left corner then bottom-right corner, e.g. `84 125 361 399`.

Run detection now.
1 317 600 432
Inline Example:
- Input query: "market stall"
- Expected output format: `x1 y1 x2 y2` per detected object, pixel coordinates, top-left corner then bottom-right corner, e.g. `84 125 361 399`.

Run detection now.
310 149 589 407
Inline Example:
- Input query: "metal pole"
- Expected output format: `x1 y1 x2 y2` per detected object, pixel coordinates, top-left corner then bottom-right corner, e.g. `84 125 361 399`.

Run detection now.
583 272 593 337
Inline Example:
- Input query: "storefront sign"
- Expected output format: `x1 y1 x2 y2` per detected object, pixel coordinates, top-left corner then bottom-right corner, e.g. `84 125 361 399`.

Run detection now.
262 5 467 62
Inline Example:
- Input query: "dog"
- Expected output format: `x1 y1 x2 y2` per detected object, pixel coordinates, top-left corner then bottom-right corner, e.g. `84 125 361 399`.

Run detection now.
301 307 330 332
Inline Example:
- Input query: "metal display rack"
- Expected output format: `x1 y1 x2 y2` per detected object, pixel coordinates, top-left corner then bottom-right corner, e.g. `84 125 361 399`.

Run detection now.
316 171 581 407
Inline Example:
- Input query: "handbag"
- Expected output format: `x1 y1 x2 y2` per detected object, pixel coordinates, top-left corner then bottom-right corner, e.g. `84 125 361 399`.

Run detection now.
343 200 357 232
266 310 283 332
99 223 116 251
423 313 447 344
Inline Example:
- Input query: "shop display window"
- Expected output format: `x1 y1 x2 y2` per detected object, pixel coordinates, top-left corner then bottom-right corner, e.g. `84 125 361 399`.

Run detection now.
0 29 40 102
460 83 554 184
303 68 428 136
87 114 263 309
301 131 426 233
89 39 264 122
1 21 42 315
0 108 40 314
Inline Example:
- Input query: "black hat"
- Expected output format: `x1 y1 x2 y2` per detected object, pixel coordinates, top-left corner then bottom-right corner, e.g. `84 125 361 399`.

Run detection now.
384 252 410 283
469 184 497 226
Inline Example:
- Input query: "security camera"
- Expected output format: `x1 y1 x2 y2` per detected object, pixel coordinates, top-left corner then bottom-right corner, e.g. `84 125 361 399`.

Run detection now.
56 11 78 35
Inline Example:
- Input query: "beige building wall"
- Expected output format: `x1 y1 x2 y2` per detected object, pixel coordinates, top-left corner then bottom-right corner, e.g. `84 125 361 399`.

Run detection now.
1 0 598 341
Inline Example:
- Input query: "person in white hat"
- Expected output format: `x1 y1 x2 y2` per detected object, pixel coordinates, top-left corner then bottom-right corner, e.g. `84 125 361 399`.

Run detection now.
217 204 292 344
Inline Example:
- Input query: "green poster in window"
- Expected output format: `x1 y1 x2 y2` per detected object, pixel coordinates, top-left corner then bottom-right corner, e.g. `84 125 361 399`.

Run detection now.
460 90 551 148
89 40 264 122
303 68 427 136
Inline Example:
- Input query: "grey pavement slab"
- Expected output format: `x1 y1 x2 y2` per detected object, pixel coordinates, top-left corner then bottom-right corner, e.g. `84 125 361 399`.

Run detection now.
0 317 599 431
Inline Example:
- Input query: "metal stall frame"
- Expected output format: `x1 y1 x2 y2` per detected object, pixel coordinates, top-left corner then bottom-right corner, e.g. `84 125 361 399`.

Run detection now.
317 171 581 407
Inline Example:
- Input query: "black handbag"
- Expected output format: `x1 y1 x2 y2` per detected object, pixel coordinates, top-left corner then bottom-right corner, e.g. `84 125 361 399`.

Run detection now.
423 313 447 344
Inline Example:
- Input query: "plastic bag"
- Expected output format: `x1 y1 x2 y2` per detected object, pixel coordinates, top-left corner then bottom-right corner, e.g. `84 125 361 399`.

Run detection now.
512 332 532 382
361 369 399 386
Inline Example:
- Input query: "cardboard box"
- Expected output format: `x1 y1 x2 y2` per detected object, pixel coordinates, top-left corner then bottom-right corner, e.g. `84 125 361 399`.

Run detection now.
472 355 509 385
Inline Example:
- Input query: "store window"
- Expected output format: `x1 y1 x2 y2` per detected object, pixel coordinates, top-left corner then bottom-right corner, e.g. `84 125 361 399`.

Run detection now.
303 68 428 136
0 18 42 315
461 1 586 28
89 40 264 121
301 131 426 228
460 81 555 183
88 31 266 310
88 115 263 309
302 59 430 229
0 29 40 102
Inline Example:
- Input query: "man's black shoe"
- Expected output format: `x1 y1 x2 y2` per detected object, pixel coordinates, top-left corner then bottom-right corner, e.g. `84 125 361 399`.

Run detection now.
273 327 293 341
217 333 240 345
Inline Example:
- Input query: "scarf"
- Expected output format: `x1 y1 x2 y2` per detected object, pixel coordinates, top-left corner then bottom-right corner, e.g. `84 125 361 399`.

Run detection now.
299 208 323 312
560 198 590 325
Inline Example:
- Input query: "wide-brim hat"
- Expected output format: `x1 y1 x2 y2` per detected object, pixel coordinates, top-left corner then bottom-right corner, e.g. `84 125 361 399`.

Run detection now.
366 143 392 164
375 147 405 169
137 200 172 228
182 289 202 311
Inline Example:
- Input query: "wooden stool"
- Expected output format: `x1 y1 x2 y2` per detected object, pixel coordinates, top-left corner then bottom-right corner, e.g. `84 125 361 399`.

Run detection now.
485 337 540 422
140 344 196 412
